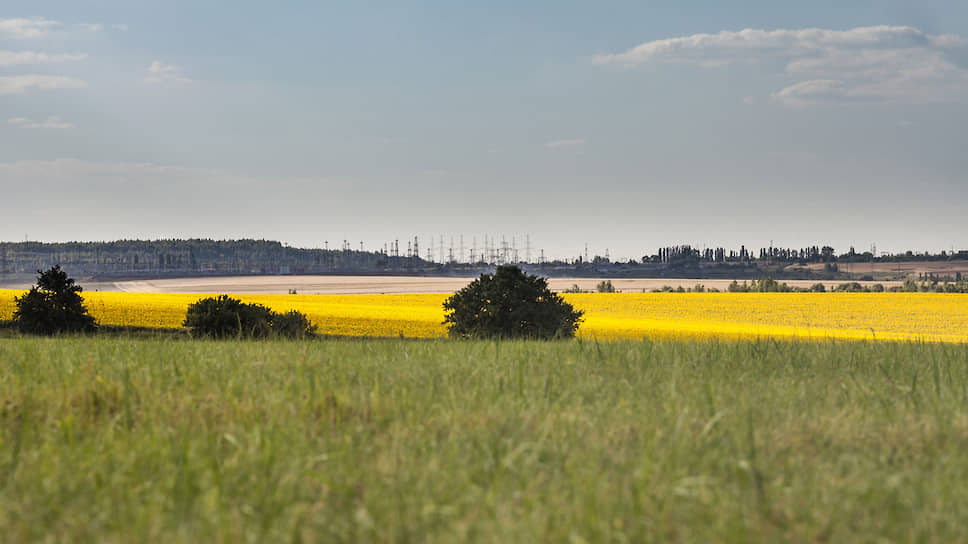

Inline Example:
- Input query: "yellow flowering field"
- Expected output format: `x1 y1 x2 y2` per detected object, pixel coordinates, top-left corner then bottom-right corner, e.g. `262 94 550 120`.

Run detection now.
567 293 968 342
1 289 966 342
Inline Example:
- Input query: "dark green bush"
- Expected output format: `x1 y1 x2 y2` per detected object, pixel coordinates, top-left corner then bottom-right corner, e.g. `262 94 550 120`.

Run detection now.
13 265 98 335
273 310 318 338
596 280 616 293
183 295 314 339
443 265 583 339
834 282 865 293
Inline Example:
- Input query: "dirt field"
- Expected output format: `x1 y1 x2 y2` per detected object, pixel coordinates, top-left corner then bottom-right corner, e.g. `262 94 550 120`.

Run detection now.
802 261 968 277
25 275 901 294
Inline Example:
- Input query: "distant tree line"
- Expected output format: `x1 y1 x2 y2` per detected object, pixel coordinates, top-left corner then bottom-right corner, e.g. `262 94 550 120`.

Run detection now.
641 244 967 267
1 239 965 282
0 239 431 280
647 278 968 294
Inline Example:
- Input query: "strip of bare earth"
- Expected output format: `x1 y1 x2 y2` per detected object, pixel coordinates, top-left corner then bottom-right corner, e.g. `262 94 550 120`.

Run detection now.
0 275 902 294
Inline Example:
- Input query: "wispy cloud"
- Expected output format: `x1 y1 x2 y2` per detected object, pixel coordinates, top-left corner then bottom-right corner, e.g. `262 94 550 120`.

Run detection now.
0 158 228 179
145 61 191 84
545 139 585 149
111 24 129 32
8 116 74 129
77 23 103 32
0 75 86 95
594 26 968 106
0 50 87 67
0 17 60 39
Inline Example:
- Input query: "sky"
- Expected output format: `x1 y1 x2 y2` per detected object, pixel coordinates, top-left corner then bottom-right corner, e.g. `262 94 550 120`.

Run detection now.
1 1 966 261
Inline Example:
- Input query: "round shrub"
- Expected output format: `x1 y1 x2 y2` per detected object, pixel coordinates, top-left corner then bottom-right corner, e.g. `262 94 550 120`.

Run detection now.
443 265 583 339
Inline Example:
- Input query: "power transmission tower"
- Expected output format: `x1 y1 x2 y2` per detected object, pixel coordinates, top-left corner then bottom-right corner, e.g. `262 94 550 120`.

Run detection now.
871 243 876 276
512 236 517 263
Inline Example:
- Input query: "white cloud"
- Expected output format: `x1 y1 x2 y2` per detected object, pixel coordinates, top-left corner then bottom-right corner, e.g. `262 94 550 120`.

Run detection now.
545 139 585 149
145 61 191 84
77 23 103 32
594 26 968 106
112 24 129 32
0 75 86 95
0 17 60 39
8 116 74 129
0 50 87 67
771 79 850 108
743 95 755 105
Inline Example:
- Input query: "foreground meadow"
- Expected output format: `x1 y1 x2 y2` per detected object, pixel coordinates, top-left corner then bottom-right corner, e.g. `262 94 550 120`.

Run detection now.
1 290 967 342
1 337 968 541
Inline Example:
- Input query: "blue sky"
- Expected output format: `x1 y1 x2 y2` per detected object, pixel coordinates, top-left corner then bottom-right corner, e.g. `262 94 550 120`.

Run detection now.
1 1 966 260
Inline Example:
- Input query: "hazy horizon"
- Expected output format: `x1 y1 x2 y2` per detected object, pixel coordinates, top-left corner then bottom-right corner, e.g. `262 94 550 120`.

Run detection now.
2 2 966 261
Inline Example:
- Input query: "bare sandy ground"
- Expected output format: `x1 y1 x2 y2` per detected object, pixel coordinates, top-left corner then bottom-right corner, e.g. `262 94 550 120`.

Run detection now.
64 275 905 295
802 261 968 275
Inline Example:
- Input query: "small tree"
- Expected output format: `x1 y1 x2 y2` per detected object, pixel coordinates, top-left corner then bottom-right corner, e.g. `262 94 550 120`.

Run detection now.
13 265 98 335
443 265 583 339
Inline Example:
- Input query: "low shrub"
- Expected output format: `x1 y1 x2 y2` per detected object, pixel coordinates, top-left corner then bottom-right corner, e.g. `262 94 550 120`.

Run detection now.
183 295 315 339
273 310 318 338
596 280 616 293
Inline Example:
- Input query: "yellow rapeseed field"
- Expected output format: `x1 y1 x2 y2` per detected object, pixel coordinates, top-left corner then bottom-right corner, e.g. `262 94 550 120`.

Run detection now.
1 289 966 342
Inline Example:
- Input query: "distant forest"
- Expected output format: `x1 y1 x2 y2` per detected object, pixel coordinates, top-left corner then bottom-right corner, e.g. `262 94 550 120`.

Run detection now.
0 239 428 281
0 239 965 283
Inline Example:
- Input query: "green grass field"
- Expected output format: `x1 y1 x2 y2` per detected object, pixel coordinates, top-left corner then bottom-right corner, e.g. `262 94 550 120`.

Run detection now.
2 337 968 542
